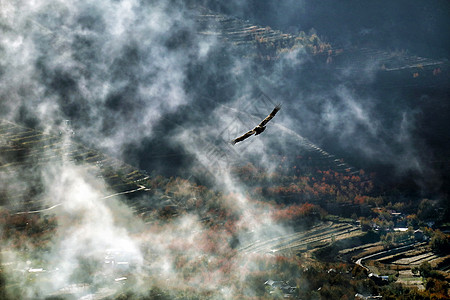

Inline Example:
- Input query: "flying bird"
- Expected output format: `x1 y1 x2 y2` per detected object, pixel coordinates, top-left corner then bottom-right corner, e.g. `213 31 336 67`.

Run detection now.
231 104 281 145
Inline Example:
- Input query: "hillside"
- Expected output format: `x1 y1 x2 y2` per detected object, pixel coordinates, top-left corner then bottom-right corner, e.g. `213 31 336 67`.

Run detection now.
1 1 449 299
1 118 448 299
0 120 151 213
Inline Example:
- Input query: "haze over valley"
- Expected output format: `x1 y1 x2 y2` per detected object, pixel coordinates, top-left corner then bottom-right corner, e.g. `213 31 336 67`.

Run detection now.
0 1 449 299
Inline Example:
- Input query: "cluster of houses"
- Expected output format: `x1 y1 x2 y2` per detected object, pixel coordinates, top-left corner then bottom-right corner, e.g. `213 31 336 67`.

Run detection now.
355 209 432 242
264 279 297 298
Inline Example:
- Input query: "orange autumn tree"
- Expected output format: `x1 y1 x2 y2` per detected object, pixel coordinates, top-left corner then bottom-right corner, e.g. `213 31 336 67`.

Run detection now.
272 203 326 226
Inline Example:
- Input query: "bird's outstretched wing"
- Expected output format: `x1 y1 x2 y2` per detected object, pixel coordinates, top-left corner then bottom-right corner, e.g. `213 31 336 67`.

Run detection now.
230 104 281 145
258 104 281 127
231 129 255 144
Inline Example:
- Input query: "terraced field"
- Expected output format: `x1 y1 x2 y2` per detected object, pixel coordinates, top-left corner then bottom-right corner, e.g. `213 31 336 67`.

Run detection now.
0 120 152 213
239 221 362 255
196 6 449 88
387 251 440 266
219 95 358 175
197 8 299 47
349 240 450 292
375 245 450 274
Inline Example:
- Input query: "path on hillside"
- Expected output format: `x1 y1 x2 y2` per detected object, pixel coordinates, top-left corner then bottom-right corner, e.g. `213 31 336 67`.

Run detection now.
14 184 150 215
355 242 422 271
